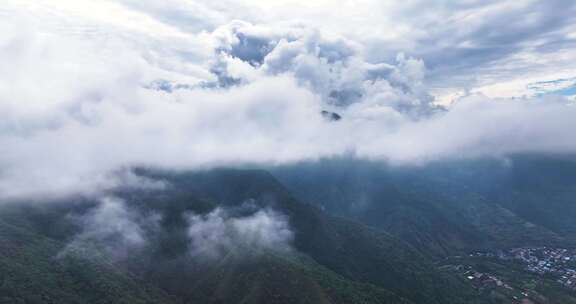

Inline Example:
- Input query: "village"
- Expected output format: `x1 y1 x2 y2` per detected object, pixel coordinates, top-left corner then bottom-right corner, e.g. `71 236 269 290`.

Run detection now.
470 247 576 290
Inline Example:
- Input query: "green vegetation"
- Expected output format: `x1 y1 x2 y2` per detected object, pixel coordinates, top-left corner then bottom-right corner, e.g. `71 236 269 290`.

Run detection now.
442 256 576 304
271 156 575 257
2 159 576 303
0 217 175 304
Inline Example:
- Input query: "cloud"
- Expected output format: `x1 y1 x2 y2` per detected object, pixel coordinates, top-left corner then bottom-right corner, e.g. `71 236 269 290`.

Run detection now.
356 94 576 164
528 77 576 98
187 203 293 260
58 196 293 261
9 0 576 100
1 2 576 200
117 0 576 99
61 196 157 260
208 21 433 112
362 1 576 96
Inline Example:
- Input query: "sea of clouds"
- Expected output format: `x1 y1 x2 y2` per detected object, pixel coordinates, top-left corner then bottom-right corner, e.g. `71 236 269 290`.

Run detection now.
1 2 575 200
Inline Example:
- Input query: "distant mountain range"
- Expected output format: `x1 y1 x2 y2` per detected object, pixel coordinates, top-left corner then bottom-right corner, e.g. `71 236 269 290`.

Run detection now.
272 155 576 257
1 155 576 303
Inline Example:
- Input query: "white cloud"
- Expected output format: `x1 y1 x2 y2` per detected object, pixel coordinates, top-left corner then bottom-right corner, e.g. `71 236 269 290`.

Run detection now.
1 2 576 200
61 196 156 259
187 204 293 260
356 94 576 164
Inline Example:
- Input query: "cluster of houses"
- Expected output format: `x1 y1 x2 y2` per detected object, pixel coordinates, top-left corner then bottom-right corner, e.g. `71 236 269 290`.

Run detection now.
471 247 576 289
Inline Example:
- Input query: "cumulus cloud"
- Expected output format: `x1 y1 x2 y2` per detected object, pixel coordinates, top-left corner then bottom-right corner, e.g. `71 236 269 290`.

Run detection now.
187 204 293 260
207 21 434 112
117 0 576 99
1 2 576 199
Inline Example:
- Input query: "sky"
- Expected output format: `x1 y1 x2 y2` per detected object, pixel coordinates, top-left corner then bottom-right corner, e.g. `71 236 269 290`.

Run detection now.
1 0 576 199
6 0 576 101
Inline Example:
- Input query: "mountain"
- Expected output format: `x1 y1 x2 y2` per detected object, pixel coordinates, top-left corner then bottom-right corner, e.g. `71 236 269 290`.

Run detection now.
0 168 483 304
0 209 176 304
486 155 576 237
122 169 479 303
3 159 575 304
270 156 575 257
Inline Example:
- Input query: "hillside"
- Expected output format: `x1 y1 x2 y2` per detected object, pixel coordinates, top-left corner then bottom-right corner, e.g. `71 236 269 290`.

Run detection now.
2 164 575 303
0 169 477 304
0 213 176 304
125 169 478 303
271 156 574 257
